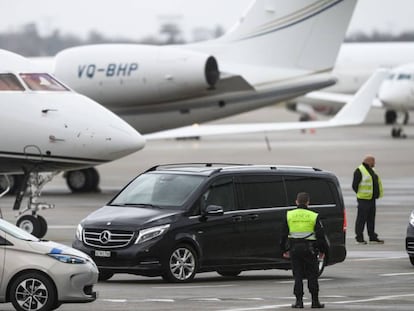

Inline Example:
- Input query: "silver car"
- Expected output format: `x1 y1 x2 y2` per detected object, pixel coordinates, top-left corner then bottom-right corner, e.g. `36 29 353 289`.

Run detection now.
0 218 98 311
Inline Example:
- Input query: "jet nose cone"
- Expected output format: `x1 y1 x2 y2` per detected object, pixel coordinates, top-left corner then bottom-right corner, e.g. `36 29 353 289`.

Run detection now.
105 117 146 161
378 82 409 107
69 94 146 162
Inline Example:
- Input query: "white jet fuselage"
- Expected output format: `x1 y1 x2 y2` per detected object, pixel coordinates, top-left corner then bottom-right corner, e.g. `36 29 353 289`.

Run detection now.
0 90 145 173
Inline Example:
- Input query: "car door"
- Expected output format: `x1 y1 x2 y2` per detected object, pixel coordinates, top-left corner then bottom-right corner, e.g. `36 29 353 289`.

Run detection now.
193 176 247 267
235 174 288 264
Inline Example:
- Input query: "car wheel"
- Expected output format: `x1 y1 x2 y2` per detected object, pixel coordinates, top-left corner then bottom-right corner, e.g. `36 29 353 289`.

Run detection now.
16 215 41 237
410 256 414 266
98 270 114 281
317 256 326 276
162 244 198 283
217 270 242 277
10 271 57 311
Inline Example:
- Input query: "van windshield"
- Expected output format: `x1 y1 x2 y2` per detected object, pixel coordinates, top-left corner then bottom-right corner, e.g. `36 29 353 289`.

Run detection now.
110 173 206 209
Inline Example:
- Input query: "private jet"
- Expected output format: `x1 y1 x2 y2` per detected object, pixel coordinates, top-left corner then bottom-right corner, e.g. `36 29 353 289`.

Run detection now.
0 49 145 237
376 63 414 138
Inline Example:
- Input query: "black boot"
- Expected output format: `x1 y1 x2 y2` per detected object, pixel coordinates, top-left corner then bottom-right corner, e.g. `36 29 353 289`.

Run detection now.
311 297 325 308
291 297 303 308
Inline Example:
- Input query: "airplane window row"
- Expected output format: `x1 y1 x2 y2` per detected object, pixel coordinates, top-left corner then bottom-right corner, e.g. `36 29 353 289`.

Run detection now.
0 73 69 91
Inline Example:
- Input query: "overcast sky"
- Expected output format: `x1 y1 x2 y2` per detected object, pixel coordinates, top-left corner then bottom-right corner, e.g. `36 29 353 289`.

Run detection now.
0 0 413 40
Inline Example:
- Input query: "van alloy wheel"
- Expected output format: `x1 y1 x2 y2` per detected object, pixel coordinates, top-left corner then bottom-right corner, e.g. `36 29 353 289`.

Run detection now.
164 245 197 282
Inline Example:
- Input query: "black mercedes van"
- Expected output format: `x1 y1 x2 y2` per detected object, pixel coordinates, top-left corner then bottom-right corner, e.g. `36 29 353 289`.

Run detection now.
73 164 347 282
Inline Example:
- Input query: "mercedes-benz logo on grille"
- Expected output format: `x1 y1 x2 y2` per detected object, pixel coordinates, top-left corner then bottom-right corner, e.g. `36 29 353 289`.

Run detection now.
99 230 111 244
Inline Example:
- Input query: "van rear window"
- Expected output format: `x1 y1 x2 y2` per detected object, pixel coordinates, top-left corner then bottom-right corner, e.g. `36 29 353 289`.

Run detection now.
284 176 335 206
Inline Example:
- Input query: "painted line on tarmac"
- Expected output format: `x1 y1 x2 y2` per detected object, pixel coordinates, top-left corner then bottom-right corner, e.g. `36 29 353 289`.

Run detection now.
332 293 414 304
380 272 414 276
153 284 235 289
49 225 76 229
276 278 332 284
348 256 406 262
219 294 414 311
102 298 174 303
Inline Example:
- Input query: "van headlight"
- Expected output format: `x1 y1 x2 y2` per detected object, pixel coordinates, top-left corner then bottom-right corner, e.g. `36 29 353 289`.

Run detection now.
135 224 170 244
410 211 414 226
75 224 83 241
49 253 87 264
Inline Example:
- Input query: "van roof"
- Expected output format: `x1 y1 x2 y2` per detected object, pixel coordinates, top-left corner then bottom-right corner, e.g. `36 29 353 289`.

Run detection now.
146 163 328 177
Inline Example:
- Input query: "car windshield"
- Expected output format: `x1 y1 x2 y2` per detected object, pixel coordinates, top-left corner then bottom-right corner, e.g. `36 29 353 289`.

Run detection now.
0 218 39 241
110 172 206 209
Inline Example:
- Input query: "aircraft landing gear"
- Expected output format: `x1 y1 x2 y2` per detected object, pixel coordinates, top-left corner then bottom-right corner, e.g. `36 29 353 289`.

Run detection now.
390 111 409 139
14 171 59 238
391 127 406 138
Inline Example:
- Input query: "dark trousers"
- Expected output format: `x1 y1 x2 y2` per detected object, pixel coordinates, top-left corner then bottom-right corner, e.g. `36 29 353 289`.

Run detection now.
290 243 319 298
355 198 378 241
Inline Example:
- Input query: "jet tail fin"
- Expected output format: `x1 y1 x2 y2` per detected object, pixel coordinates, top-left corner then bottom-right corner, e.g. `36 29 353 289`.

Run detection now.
204 0 358 72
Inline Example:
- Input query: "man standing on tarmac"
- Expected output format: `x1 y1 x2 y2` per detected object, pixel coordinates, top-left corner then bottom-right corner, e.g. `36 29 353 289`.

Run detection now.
281 192 328 309
352 155 384 245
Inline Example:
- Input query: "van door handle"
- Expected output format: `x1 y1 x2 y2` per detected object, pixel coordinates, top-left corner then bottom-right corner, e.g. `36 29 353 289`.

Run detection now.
232 215 242 222
248 214 259 221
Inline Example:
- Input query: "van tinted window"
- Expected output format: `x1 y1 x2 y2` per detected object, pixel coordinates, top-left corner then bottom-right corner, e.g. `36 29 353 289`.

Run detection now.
284 176 335 206
237 175 286 209
204 177 235 212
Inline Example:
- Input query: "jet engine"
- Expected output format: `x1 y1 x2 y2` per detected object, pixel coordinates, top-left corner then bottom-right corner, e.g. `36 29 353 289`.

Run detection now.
54 45 220 107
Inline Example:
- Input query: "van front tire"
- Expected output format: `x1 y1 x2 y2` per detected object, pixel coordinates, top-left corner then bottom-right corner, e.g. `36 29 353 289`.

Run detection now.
162 244 198 283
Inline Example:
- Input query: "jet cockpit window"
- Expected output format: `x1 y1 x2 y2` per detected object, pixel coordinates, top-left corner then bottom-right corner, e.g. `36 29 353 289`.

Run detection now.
19 73 69 91
0 73 25 91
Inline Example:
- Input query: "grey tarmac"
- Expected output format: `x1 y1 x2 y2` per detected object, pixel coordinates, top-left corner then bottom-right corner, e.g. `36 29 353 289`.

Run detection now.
0 106 413 310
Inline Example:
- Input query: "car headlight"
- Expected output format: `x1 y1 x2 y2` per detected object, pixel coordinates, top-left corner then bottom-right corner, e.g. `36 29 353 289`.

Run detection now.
410 211 414 226
75 223 83 241
135 224 170 244
49 253 87 264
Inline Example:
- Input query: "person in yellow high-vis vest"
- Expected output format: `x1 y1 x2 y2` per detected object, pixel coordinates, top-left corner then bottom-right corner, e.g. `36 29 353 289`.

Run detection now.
280 192 328 309
352 155 384 245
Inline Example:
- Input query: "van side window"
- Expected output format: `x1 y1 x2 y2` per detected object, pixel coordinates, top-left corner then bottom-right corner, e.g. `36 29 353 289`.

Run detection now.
236 175 286 209
284 176 335 206
203 177 235 212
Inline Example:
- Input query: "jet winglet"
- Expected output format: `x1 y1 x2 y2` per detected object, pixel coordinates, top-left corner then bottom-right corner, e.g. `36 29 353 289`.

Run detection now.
329 68 389 126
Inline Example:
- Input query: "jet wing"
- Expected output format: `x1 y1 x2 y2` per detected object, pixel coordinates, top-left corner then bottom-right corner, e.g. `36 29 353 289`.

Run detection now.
145 69 388 140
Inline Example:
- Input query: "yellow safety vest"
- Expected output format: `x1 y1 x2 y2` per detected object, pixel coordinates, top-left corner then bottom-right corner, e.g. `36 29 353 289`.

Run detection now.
287 208 318 240
357 164 383 200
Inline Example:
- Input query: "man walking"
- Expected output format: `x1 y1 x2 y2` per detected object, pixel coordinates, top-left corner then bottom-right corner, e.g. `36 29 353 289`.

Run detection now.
281 192 328 308
352 155 384 244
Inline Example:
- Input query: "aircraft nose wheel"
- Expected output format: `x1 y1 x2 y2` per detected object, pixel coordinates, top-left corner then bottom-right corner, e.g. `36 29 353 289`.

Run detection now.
16 215 48 238
391 127 407 138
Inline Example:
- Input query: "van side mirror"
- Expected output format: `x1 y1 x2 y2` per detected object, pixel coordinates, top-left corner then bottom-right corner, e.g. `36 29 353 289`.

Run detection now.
204 205 224 216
